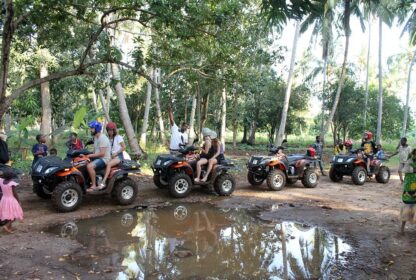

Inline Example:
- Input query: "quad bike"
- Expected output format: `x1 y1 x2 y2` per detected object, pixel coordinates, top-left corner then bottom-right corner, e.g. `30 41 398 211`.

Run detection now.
246 145 320 191
152 146 237 198
329 149 390 185
31 149 141 212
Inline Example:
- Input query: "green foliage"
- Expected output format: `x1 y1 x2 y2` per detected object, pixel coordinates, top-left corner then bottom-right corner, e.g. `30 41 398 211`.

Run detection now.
72 107 88 129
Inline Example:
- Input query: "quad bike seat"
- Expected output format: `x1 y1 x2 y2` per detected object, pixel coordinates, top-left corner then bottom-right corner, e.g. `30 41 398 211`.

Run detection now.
286 154 305 164
119 159 140 170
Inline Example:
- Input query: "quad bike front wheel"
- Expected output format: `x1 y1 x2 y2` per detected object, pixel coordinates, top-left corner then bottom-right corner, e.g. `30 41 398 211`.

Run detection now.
33 183 52 199
375 166 390 184
329 167 343 182
302 169 319 188
352 166 367 185
169 173 192 198
153 174 168 189
52 181 83 212
214 173 236 196
247 172 264 186
266 169 286 191
112 177 138 205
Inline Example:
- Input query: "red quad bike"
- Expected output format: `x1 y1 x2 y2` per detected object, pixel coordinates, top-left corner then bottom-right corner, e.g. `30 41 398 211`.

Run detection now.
31 149 141 212
247 146 320 191
329 149 390 185
152 146 237 198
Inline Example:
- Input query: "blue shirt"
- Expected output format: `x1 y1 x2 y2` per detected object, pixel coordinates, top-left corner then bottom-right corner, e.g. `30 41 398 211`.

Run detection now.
32 143 48 162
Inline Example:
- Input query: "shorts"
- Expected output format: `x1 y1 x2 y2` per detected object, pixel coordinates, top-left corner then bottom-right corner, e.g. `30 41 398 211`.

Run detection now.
117 153 124 160
92 159 106 170
399 163 408 172
401 204 416 223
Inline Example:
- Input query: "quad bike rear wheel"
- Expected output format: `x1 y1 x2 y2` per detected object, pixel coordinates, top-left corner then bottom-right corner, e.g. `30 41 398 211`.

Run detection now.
169 173 192 198
112 177 138 205
329 167 343 182
375 166 390 184
302 169 319 188
33 183 52 199
214 173 236 196
52 181 83 212
266 169 286 191
247 172 264 186
352 166 367 185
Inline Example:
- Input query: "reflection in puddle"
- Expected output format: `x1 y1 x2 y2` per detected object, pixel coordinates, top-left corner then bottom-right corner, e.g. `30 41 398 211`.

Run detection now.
49 204 350 279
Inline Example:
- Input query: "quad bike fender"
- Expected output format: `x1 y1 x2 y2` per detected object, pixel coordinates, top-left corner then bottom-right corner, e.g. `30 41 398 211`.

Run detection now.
354 160 366 168
171 162 193 176
295 159 314 177
55 169 85 186
268 161 286 172
105 169 138 193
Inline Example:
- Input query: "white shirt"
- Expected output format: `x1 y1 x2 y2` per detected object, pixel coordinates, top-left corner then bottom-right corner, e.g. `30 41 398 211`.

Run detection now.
110 135 124 156
169 124 188 150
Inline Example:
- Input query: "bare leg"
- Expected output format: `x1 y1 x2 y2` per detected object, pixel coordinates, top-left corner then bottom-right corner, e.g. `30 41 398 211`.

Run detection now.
401 221 406 234
202 158 218 182
87 163 97 188
195 159 208 182
3 221 13 233
399 171 403 183
102 158 120 185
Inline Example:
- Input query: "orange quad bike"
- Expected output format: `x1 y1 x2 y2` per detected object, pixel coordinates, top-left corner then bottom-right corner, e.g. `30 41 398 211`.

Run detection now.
329 148 390 185
31 149 141 212
152 145 237 198
247 145 320 191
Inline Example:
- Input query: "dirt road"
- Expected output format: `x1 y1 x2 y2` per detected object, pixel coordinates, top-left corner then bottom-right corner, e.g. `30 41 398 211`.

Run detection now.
0 167 414 280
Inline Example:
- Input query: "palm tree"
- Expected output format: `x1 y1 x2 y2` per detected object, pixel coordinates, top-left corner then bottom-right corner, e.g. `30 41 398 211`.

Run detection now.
275 21 300 146
402 49 416 137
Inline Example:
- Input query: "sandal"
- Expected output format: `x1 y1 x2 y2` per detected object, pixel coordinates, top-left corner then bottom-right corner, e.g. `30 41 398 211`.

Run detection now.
97 183 106 190
87 186 100 193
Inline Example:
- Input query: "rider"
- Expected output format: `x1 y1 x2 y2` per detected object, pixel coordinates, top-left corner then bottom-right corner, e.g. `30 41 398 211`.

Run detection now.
361 131 376 173
85 121 111 191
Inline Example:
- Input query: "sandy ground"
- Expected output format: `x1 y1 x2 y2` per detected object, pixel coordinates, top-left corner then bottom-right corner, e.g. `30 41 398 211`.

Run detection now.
0 161 415 280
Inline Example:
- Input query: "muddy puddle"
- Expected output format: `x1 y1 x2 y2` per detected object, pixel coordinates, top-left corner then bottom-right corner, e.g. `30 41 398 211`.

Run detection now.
48 203 351 279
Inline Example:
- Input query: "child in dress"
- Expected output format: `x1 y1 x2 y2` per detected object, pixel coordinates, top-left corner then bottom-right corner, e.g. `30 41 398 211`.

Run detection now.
0 170 23 233
400 148 416 234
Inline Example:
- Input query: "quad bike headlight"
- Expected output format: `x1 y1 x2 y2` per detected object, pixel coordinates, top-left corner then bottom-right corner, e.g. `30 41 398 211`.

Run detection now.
163 160 172 166
332 156 336 162
346 158 354 163
44 167 58 175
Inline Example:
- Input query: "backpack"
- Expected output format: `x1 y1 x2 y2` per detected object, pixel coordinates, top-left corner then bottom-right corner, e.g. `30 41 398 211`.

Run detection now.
0 140 9 164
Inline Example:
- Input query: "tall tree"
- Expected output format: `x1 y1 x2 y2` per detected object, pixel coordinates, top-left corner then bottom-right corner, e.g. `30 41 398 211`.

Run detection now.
153 68 165 144
39 65 51 142
376 17 383 143
275 21 300 145
140 69 153 148
402 49 416 137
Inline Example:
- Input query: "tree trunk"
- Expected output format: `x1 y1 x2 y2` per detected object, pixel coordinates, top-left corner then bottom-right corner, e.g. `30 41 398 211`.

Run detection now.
111 63 144 157
40 65 52 143
140 68 153 147
220 87 227 148
322 0 351 139
0 1 14 106
188 94 197 145
200 93 209 130
232 90 238 148
364 15 371 129
3 113 11 135
196 83 201 138
154 68 165 144
275 21 300 146
248 121 257 145
241 124 248 144
402 50 416 137
376 17 383 144
92 89 99 113
98 89 111 122
319 51 328 136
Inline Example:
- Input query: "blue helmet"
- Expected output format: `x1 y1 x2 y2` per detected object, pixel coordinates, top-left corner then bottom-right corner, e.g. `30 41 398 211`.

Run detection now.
88 120 102 133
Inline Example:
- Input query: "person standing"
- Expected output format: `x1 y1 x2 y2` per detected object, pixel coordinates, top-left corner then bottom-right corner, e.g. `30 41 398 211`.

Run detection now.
32 134 48 166
0 170 23 233
312 135 326 176
168 105 189 154
394 137 412 183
